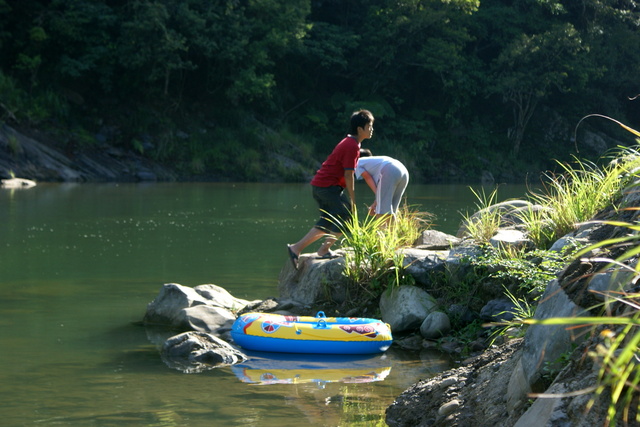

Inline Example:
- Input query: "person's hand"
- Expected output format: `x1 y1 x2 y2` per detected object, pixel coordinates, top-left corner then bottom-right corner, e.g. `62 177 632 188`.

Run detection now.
368 200 377 215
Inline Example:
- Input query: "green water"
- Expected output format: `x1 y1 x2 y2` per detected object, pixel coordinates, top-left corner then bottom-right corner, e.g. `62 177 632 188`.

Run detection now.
0 182 528 426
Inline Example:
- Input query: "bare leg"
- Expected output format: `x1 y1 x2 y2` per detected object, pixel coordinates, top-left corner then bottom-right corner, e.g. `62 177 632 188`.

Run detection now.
288 227 326 256
317 233 341 257
288 227 341 257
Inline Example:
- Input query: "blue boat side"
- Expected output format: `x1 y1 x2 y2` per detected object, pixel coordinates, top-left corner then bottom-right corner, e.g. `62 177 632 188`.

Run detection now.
231 332 392 355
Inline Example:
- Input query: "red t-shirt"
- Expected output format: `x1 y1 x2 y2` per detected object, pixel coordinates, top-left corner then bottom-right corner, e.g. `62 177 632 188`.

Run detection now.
310 136 360 188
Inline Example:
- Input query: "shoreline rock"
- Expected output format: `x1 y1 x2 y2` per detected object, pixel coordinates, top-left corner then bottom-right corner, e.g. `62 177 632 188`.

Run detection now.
0 123 177 182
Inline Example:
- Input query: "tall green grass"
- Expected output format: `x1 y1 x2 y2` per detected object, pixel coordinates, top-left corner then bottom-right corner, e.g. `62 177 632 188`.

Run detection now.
336 204 428 302
461 187 503 243
492 217 640 426
524 153 634 246
463 147 640 249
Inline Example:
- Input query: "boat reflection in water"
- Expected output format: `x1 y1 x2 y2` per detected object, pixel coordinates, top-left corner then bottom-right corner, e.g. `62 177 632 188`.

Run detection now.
232 351 392 386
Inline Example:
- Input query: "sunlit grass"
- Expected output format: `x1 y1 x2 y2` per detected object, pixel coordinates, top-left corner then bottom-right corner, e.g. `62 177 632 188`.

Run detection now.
525 155 628 244
460 186 503 243
462 146 640 250
334 204 429 302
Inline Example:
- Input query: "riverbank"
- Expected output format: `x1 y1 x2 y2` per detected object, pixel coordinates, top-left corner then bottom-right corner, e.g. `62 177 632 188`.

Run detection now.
385 162 640 425
0 123 179 182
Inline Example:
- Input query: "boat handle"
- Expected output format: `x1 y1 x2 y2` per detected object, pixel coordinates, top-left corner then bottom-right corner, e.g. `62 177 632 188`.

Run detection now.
316 319 327 329
316 311 326 318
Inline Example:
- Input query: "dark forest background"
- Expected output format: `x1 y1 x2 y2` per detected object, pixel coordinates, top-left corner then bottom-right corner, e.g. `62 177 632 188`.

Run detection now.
1 0 639 183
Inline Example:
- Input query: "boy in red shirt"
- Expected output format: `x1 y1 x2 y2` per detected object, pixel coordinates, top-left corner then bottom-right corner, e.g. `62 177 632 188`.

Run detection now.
287 110 374 269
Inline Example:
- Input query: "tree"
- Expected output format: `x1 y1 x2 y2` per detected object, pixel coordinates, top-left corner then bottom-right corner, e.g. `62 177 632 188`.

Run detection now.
490 23 590 156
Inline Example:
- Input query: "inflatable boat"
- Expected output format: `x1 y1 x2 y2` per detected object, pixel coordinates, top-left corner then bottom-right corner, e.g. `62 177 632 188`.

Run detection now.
231 312 393 355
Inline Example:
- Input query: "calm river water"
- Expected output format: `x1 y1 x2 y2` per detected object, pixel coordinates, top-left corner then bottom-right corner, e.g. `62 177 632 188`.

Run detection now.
0 182 528 426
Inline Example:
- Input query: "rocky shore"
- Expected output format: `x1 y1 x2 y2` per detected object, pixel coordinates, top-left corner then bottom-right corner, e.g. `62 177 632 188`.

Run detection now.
0 123 178 182
139 179 639 426
384 187 640 426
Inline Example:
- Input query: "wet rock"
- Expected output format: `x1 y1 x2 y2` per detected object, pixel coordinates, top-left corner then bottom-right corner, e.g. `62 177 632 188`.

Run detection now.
161 331 247 373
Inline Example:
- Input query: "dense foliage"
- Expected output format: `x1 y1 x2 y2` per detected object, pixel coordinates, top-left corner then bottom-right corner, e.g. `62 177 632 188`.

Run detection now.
0 0 639 182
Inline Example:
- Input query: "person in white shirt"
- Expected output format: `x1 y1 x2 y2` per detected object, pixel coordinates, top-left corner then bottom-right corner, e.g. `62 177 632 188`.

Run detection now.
356 150 409 220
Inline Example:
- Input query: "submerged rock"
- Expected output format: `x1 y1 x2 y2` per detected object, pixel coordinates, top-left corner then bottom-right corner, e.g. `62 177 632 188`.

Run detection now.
161 331 247 374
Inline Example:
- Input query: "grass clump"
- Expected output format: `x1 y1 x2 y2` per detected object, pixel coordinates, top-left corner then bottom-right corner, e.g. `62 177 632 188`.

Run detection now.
453 144 640 352
337 204 430 303
474 245 570 297
522 147 640 248
460 187 503 243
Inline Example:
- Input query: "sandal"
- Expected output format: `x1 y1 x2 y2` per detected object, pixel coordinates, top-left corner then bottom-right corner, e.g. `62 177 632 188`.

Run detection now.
316 250 339 259
287 245 299 270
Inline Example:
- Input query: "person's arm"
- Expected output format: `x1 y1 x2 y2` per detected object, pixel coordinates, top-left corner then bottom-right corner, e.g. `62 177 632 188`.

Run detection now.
361 170 378 215
344 169 356 209
361 170 377 194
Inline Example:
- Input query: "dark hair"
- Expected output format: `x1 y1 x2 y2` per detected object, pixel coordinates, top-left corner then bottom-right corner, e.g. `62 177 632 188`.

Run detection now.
359 148 372 157
349 110 373 135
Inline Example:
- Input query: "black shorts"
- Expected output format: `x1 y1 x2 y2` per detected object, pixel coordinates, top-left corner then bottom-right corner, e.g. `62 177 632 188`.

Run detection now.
312 185 352 233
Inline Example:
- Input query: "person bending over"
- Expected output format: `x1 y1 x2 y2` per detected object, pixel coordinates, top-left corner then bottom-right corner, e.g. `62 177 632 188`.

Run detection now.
355 152 409 223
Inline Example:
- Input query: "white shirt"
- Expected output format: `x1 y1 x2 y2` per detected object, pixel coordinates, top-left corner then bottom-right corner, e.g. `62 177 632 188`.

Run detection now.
355 156 402 182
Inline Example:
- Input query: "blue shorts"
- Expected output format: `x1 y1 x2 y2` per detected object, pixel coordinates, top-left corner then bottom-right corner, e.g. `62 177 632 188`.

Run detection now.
312 185 352 233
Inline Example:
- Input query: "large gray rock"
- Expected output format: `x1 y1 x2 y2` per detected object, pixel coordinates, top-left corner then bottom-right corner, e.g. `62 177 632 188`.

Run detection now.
457 200 533 238
401 248 448 287
480 298 518 322
413 229 460 249
588 269 636 302
420 311 451 339
278 251 349 305
193 284 252 310
161 331 247 373
178 305 236 334
489 228 532 251
506 279 589 414
380 285 437 333
143 283 249 333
